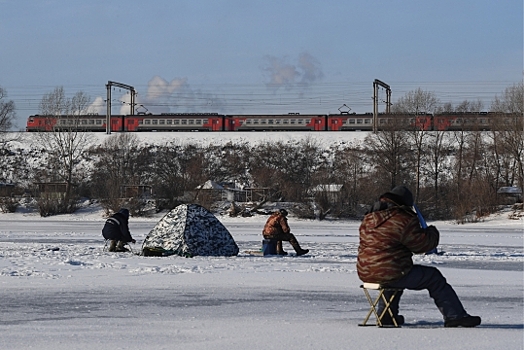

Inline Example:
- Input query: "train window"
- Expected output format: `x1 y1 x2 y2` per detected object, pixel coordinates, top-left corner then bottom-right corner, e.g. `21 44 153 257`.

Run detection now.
298 119 304 124
152 120 158 125
88 120 94 125
145 120 150 125
167 120 172 125
196 120 202 124
283 119 289 124
275 119 280 124
253 120 259 124
290 119 295 124
96 120 102 125
261 119 266 124
159 120 165 125
174 120 179 125
357 119 363 124
364 119 371 124
69 120 75 125
268 120 273 124
189 120 194 125
348 119 355 124
246 119 252 124
181 120 187 125
82 120 88 125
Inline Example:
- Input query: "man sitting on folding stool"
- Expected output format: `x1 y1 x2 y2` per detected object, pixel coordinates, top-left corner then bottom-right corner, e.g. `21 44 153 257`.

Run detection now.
357 186 481 327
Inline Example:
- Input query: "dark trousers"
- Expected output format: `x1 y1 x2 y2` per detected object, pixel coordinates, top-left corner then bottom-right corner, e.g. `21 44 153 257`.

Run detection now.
263 232 303 253
381 265 467 321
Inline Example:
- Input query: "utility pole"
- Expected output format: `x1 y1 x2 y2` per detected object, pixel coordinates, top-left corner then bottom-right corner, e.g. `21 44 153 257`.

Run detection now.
105 81 136 134
372 79 391 133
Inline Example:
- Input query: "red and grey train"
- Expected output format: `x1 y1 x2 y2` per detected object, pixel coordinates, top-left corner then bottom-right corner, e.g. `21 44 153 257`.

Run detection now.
26 112 509 132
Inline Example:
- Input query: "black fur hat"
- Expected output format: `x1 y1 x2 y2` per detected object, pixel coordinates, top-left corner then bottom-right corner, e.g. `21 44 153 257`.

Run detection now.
118 208 130 219
382 185 414 207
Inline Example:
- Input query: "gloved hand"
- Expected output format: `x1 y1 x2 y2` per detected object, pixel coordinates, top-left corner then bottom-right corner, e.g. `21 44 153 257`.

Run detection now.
425 225 439 235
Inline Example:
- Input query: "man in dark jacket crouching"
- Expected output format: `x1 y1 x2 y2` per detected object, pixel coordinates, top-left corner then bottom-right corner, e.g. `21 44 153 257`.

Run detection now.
102 208 136 252
357 185 481 327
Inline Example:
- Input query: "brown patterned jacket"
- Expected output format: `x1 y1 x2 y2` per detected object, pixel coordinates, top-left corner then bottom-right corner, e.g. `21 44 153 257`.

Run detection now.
262 213 290 237
357 202 439 284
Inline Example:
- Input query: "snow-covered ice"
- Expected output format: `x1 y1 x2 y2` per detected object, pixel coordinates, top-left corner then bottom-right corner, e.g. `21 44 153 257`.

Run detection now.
0 205 522 350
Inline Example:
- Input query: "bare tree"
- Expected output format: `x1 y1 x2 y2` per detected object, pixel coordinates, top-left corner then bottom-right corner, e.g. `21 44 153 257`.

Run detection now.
425 130 451 217
490 82 524 191
32 87 94 215
392 88 440 202
332 144 370 217
0 86 15 133
0 86 20 187
364 119 412 190
90 133 153 215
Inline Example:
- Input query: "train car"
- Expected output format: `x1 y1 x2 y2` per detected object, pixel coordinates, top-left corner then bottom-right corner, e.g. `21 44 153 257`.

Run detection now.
27 112 516 133
26 114 113 132
433 113 492 131
327 113 434 131
378 114 433 131
226 114 327 131
129 113 224 132
26 115 54 131
327 113 373 131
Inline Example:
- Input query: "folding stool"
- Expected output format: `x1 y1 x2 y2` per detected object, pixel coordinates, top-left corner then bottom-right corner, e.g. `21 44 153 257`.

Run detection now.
262 238 278 256
359 282 403 327
103 239 110 252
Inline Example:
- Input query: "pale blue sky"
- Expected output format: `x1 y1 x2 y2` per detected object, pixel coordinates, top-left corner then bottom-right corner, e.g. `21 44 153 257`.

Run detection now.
1 0 522 127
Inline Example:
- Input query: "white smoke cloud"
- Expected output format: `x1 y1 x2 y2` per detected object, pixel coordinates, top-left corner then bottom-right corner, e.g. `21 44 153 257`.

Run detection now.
145 76 188 100
105 75 225 115
86 96 105 114
262 52 323 91
297 52 323 86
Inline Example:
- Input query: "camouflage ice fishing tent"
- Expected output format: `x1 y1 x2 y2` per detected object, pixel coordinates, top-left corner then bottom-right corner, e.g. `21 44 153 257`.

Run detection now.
141 204 239 257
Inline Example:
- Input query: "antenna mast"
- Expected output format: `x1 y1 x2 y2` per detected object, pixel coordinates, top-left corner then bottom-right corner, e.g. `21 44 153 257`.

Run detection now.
105 81 136 134
372 79 391 133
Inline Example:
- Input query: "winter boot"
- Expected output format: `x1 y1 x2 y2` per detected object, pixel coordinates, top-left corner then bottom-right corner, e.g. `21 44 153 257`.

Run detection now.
276 241 288 256
115 241 130 252
288 234 309 256
108 240 117 252
380 314 405 326
296 249 309 256
444 315 481 328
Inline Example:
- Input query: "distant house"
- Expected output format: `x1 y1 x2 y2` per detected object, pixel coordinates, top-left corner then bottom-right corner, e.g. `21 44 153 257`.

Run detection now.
0 182 15 197
195 180 273 202
497 186 523 203
196 180 225 191
34 182 68 196
120 185 152 199
195 180 231 201
311 184 344 203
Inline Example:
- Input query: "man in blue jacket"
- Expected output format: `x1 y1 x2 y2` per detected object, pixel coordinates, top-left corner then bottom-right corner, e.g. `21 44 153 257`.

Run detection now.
102 208 136 252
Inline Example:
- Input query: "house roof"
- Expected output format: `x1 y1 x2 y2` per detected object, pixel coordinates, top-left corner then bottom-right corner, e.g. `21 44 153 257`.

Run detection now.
196 180 225 190
311 184 343 192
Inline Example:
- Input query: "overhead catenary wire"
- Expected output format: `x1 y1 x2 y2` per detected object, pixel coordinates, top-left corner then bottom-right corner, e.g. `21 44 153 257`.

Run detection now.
3 80 520 115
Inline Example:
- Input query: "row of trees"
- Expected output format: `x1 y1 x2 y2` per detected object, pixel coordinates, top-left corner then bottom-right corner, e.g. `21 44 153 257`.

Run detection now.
0 84 522 221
